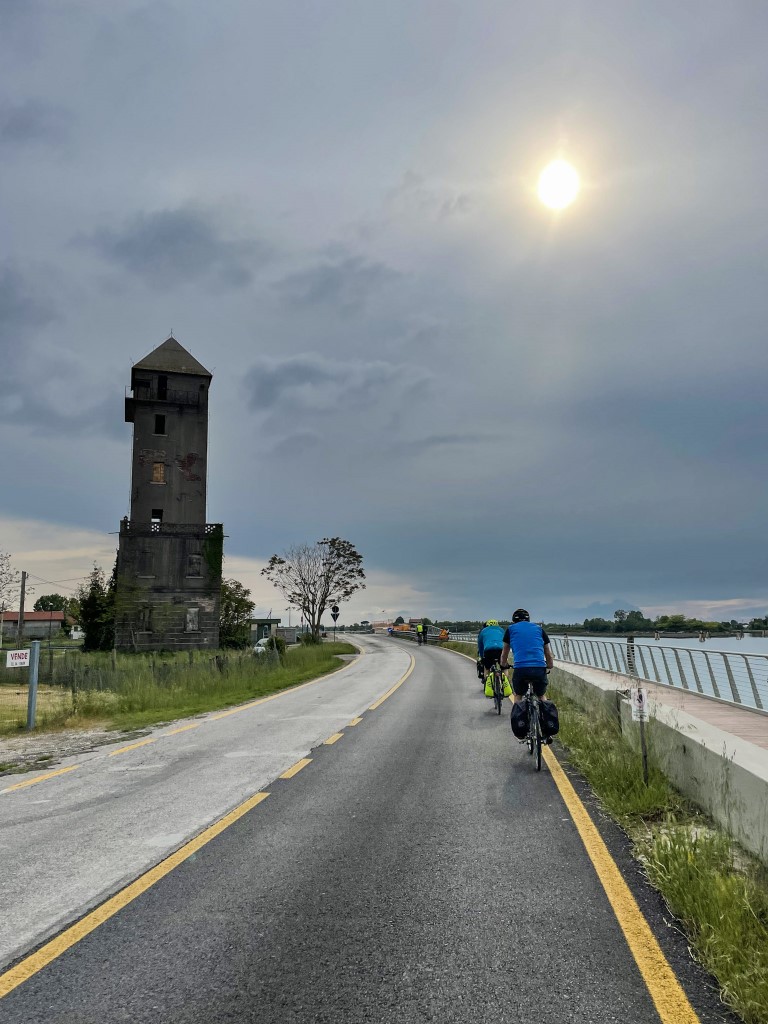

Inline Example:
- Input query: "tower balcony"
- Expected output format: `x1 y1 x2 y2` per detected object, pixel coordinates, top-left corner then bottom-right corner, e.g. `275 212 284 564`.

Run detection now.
119 519 223 538
125 385 202 422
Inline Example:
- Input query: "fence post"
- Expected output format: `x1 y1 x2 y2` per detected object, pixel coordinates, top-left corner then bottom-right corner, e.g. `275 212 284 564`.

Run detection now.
626 635 636 676
627 638 649 786
26 640 41 730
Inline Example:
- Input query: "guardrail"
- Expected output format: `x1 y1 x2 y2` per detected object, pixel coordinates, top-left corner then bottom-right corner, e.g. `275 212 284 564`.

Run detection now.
551 635 768 714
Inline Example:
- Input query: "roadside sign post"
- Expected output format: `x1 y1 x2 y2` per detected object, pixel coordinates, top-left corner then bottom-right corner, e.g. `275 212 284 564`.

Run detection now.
27 641 41 731
630 685 650 786
6 643 40 730
331 604 340 642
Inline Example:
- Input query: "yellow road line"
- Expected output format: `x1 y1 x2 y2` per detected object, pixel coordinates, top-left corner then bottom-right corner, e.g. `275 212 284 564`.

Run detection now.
280 758 312 779
348 716 363 726
165 723 201 736
368 655 415 710
0 790 271 1000
2 765 80 793
108 738 157 757
544 747 700 1023
323 732 344 745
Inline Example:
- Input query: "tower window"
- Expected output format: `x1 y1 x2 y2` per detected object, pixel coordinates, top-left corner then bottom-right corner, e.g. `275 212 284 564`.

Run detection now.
154 414 166 434
158 375 168 400
185 608 200 632
152 462 166 483
151 508 163 524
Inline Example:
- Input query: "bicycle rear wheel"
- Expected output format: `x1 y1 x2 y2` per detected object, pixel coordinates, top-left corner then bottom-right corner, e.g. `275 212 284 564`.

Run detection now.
526 697 535 755
532 703 542 771
493 673 503 714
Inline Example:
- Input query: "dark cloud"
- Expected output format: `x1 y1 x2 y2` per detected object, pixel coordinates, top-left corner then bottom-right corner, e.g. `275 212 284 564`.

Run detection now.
0 266 56 345
245 352 426 419
83 208 271 290
0 99 72 146
0 266 121 438
275 255 398 312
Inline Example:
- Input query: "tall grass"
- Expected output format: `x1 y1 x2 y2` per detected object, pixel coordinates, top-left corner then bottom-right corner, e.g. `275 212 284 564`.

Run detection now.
642 826 768 1023
547 680 679 821
546 675 768 1024
1 643 357 733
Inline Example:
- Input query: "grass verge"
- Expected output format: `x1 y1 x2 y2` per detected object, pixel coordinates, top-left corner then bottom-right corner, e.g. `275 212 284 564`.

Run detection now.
1 643 358 734
548 674 768 1024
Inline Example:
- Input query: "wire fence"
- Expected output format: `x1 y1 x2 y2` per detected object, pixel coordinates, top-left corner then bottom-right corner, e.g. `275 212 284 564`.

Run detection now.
0 646 269 732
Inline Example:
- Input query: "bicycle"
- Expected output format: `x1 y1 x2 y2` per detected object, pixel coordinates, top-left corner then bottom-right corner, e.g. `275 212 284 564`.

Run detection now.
504 668 550 771
523 683 543 770
488 659 507 716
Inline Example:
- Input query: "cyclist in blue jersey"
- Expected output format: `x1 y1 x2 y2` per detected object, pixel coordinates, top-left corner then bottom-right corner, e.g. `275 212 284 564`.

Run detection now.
477 619 505 688
500 608 553 703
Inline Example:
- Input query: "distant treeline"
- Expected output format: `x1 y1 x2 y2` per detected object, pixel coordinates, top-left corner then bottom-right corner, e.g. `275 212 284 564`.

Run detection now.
434 610 768 635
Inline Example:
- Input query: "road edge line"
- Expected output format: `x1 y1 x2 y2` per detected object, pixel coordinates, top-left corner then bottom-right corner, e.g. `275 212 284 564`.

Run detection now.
543 747 700 1024
368 655 415 710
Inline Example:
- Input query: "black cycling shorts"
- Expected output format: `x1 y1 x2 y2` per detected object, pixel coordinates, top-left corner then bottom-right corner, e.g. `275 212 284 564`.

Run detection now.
482 648 503 670
512 666 548 697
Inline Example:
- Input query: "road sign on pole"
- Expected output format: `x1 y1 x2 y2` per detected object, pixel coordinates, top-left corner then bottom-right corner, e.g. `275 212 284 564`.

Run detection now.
331 604 340 640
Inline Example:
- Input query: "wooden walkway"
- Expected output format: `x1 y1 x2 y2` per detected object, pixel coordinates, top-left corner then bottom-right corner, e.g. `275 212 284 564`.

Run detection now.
641 681 768 751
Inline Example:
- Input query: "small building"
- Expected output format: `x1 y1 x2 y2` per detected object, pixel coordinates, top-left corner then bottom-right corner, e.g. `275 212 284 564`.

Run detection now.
0 611 66 640
249 617 281 642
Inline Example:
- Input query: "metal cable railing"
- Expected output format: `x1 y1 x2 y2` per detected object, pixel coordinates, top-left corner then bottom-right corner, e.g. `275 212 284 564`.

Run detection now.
550 636 768 714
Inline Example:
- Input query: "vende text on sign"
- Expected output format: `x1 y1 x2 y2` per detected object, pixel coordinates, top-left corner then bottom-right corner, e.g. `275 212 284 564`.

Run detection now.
6 649 30 668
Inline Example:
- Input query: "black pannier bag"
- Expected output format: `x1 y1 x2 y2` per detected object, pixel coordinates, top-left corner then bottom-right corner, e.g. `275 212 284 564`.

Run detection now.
539 699 560 738
510 702 529 739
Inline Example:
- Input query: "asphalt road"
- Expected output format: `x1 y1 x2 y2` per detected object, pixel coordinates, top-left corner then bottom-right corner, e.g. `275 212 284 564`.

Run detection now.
1 637 730 1023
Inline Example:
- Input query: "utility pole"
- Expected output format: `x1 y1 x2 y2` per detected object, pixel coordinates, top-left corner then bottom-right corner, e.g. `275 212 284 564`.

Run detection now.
16 571 27 646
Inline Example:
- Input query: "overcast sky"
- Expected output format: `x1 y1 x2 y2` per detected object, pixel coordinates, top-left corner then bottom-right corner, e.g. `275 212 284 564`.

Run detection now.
2 0 767 624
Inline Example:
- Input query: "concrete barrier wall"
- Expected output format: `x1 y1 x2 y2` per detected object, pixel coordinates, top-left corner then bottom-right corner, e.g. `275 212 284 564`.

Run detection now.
553 661 768 866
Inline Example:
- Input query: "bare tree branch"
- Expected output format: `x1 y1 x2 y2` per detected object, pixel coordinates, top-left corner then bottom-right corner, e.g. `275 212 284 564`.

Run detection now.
261 537 365 638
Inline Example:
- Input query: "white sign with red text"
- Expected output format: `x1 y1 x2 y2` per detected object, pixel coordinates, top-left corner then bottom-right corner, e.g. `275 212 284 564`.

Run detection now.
6 649 30 668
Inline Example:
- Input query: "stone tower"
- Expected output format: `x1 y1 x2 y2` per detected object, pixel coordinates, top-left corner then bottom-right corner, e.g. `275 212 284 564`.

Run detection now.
115 337 223 651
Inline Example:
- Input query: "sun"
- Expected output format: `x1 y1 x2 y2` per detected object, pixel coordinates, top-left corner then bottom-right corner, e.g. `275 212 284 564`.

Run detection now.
537 159 581 210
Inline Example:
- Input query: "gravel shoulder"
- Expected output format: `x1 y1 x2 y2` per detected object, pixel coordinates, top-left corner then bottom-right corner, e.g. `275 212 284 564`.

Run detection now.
0 725 147 774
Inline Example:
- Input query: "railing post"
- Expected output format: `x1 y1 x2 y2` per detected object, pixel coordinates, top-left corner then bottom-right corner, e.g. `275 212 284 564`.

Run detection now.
722 654 741 703
703 652 721 699
687 650 704 693
673 649 689 689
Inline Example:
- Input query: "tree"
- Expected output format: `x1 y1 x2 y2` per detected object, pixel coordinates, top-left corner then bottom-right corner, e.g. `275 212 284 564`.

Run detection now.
34 593 79 637
584 617 612 632
34 594 68 612
219 578 255 648
262 537 365 639
0 551 20 613
613 609 627 624
623 610 653 633
394 616 405 625
75 565 115 651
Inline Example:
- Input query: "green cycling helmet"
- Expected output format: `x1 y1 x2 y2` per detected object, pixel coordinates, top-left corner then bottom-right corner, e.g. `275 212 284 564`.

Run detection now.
486 619 499 626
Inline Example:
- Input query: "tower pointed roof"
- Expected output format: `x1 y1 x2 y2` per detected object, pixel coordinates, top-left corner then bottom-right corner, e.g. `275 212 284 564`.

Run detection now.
132 337 212 378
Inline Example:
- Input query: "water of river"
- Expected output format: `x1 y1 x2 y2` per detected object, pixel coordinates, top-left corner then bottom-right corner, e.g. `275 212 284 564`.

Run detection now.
552 635 768 657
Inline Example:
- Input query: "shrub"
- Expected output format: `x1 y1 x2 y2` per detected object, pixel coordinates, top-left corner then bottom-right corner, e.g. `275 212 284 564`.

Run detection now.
298 631 320 645
265 635 286 656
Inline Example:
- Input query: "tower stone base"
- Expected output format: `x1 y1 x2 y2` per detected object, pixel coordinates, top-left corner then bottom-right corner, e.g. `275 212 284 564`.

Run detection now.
115 520 223 651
